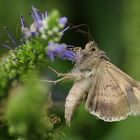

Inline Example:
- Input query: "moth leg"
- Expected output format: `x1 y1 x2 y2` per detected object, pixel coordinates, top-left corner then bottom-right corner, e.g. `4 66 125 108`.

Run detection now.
40 67 82 84
48 66 62 77
49 66 83 80
39 77 69 85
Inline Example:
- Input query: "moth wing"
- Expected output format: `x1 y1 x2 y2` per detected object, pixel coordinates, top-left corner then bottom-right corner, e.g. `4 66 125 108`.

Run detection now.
85 61 130 122
106 61 140 115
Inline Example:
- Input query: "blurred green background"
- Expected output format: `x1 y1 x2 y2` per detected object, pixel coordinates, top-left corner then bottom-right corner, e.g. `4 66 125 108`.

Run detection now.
1 0 140 140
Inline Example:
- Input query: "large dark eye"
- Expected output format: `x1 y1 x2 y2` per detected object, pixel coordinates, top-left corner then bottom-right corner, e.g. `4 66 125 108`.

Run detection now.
91 47 96 51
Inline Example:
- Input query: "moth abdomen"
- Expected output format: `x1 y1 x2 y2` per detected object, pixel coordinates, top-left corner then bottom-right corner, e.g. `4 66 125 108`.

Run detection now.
65 79 91 126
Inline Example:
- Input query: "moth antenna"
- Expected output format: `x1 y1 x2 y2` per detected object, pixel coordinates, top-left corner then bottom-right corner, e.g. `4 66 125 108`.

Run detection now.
68 23 94 41
0 43 12 50
3 26 18 47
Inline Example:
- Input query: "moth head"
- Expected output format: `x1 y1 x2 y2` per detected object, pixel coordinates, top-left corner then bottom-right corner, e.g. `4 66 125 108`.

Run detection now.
77 41 105 58
84 41 108 60
74 41 108 68
85 41 99 53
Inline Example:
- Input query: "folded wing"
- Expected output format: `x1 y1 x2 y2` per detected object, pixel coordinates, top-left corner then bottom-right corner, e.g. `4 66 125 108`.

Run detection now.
85 60 139 121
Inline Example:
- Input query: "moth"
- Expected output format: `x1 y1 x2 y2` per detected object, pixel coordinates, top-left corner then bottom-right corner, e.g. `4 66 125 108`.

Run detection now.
59 41 140 126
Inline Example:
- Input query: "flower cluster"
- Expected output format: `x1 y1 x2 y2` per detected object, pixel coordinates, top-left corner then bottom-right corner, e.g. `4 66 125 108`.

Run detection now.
21 6 76 62
47 42 76 61
21 6 67 41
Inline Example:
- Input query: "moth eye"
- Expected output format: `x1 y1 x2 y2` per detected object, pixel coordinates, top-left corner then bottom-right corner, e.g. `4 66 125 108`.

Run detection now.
91 47 96 52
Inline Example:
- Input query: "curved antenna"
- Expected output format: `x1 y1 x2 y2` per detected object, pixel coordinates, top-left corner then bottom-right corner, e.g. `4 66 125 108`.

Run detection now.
67 23 94 41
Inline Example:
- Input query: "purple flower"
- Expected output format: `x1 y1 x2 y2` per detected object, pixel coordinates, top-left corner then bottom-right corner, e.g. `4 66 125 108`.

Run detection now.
20 7 68 40
59 17 67 26
20 16 28 28
21 7 48 38
47 42 76 61
30 6 48 31
31 6 43 22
